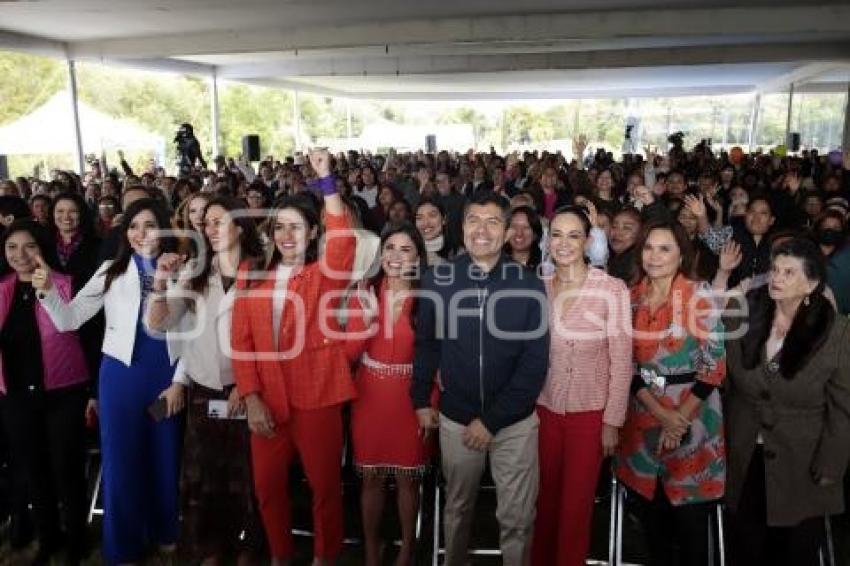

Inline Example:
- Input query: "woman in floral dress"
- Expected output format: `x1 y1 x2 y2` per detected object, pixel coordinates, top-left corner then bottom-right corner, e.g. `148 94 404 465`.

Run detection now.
616 220 726 565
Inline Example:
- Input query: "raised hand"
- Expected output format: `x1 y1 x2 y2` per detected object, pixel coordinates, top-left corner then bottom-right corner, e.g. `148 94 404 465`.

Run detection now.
153 252 186 291
785 171 802 194
705 194 722 213
572 134 588 159
683 194 708 219
417 167 431 188
32 255 52 291
634 185 655 207
719 240 743 273
584 200 599 227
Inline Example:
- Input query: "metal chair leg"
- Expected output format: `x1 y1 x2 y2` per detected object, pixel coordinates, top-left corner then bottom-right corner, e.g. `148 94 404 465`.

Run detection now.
716 503 726 566
608 472 618 566
415 481 423 542
87 463 103 524
432 481 441 566
824 515 836 566
615 480 625 566
393 480 424 548
708 511 715 566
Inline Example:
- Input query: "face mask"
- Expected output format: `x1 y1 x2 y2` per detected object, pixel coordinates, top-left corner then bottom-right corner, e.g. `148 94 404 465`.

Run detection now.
818 228 845 246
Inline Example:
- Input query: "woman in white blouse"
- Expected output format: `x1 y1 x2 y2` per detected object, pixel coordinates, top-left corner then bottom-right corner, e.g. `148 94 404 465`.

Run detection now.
146 196 266 565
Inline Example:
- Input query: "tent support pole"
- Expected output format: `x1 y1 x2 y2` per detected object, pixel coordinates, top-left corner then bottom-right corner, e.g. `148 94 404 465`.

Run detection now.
748 92 761 151
346 99 353 141
293 89 302 152
67 59 85 175
842 82 850 154
210 70 221 158
784 83 794 148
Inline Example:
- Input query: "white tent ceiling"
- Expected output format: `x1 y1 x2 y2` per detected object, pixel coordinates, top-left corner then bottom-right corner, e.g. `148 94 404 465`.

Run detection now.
1 0 849 99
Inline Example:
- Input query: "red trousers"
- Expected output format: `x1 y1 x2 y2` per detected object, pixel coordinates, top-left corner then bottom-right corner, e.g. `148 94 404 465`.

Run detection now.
532 407 604 566
250 404 344 560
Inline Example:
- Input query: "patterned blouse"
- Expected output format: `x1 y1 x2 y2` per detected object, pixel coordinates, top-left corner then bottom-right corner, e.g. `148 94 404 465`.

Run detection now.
616 274 727 505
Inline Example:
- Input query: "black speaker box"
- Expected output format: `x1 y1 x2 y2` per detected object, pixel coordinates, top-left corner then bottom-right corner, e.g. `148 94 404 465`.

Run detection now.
242 135 261 162
425 134 437 153
789 132 801 152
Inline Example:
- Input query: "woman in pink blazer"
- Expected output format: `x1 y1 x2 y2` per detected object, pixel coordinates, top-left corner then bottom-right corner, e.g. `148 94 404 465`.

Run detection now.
0 219 90 564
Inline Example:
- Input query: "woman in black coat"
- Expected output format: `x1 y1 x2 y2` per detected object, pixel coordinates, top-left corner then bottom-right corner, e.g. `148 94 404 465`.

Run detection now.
48 192 104 403
723 237 850 566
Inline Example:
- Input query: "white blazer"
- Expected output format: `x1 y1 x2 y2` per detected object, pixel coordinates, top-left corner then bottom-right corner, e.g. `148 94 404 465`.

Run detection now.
146 259 235 391
38 259 181 372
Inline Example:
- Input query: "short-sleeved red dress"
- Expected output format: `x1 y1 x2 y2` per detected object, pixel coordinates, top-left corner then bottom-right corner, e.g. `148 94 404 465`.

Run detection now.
345 284 436 477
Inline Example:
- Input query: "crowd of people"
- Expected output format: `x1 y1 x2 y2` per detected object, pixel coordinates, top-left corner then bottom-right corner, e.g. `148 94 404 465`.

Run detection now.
0 137 848 566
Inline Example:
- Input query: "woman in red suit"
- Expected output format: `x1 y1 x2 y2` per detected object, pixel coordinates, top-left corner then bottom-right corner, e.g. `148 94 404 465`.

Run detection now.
231 149 356 566
345 222 432 566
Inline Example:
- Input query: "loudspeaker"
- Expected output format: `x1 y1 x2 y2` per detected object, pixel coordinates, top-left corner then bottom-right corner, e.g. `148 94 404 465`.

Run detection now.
0 155 7 180
242 135 261 162
789 132 801 152
425 134 437 153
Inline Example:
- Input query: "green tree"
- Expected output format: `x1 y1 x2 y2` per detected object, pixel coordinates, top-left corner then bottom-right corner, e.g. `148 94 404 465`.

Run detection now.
0 52 64 126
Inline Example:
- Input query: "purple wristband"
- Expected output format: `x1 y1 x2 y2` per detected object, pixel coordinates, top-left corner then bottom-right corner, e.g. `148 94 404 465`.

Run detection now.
312 175 338 197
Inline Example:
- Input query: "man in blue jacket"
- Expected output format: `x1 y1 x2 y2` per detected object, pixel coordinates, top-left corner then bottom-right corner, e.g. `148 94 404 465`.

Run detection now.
412 192 550 565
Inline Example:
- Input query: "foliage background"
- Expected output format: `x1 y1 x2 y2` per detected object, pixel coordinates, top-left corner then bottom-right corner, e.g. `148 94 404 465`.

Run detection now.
0 51 846 178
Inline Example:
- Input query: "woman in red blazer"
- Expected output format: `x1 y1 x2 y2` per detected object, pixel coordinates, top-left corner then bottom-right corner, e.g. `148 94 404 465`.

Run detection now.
231 149 356 565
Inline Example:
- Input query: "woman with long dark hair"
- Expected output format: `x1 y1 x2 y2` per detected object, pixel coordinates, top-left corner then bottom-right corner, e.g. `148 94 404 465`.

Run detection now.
607 207 643 283
48 192 104 407
414 197 459 266
0 219 90 565
504 205 543 269
616 220 727 565
230 150 356 565
145 196 266 565
724 238 850 565
344 222 432 566
177 192 213 258
32 198 185 565
532 206 632 566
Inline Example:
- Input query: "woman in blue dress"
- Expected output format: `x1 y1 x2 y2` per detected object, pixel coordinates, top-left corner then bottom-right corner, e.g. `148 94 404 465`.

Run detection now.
32 198 185 565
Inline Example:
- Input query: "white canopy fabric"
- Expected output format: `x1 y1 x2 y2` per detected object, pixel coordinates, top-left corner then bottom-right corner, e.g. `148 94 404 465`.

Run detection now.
2 2 849 100
0 91 165 157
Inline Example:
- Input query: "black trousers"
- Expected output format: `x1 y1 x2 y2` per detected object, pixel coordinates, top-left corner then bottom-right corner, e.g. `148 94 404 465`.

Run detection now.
728 447 824 566
0 385 89 557
629 483 715 566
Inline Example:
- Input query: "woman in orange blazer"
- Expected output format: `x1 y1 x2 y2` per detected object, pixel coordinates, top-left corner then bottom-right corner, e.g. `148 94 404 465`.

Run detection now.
231 149 356 565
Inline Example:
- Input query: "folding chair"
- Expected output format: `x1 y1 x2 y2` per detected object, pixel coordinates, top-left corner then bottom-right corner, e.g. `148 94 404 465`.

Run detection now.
389 480 424 548
86 448 103 524
819 515 837 566
431 464 501 566
613 479 725 566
